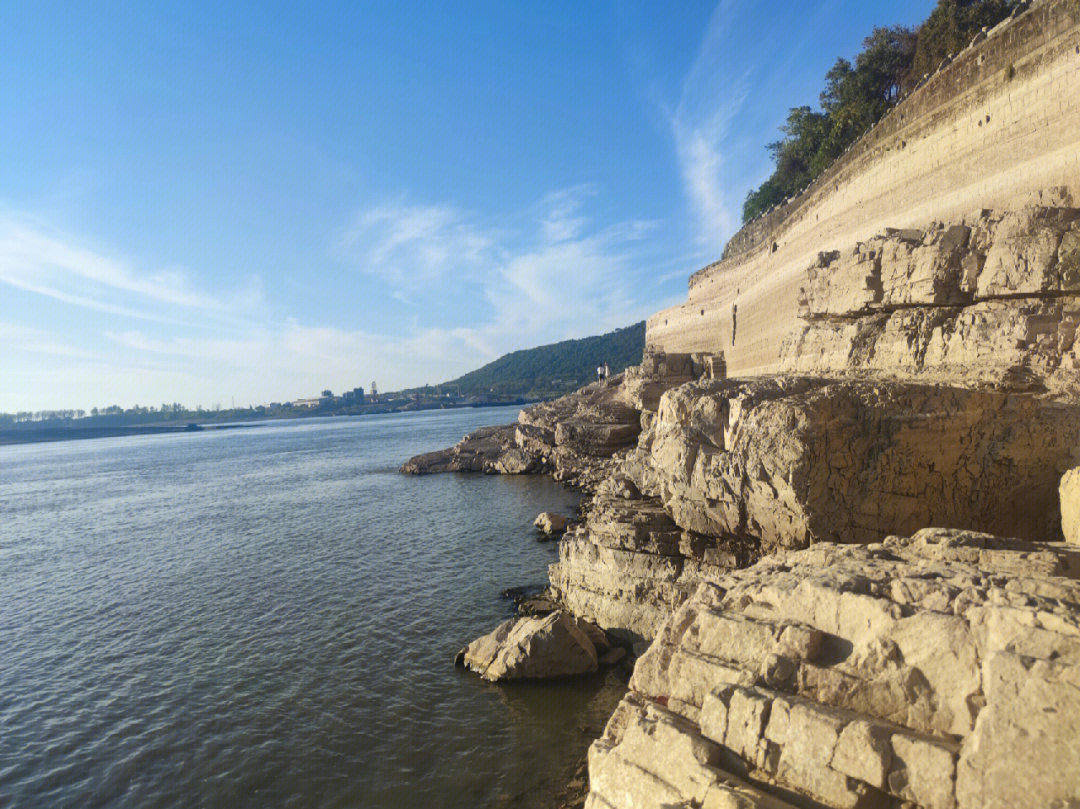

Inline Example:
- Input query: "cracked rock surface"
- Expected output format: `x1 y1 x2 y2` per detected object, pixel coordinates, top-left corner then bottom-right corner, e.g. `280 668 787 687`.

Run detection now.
780 205 1080 397
629 376 1080 549
586 529 1080 809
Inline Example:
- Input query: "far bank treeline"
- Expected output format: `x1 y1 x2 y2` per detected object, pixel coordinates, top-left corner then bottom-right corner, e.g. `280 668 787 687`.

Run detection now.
742 0 1020 223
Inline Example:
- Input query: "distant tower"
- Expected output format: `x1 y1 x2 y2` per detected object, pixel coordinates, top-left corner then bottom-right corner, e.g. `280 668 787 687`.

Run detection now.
371 380 378 400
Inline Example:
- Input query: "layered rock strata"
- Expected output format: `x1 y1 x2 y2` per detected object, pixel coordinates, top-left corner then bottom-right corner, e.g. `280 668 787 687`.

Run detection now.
780 205 1080 397
400 423 530 475
631 376 1080 548
547 374 1080 647
586 529 1080 809
515 376 644 489
549 492 755 646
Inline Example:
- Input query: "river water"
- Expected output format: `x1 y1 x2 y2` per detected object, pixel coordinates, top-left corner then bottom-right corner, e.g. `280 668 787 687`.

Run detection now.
0 407 625 809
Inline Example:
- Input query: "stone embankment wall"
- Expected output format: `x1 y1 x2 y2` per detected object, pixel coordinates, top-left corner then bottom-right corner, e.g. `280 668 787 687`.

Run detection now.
647 0 1080 381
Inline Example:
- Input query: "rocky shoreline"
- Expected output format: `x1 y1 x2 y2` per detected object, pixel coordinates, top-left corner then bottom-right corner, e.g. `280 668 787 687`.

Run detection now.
403 202 1080 808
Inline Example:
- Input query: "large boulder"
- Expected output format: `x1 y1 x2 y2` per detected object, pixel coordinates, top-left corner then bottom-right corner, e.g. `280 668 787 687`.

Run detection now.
456 611 598 681
642 377 1080 550
534 511 570 536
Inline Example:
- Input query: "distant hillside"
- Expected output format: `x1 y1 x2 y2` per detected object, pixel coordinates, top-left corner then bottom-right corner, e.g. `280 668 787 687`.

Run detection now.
440 322 645 398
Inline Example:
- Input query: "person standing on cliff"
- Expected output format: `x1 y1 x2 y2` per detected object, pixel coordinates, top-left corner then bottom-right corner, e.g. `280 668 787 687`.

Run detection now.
603 362 610 381
596 364 603 384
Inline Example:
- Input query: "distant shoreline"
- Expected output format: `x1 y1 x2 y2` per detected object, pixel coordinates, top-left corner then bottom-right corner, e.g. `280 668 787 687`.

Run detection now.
0 400 539 447
0 422 257 446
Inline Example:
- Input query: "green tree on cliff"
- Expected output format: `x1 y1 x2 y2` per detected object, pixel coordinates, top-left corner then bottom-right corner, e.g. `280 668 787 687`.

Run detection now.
741 0 1018 224
905 0 1019 89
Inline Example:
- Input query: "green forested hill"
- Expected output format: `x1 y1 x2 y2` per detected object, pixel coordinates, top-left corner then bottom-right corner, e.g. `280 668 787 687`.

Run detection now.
439 321 645 398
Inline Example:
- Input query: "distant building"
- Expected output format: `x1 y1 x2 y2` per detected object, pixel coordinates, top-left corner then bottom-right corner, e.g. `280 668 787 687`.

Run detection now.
291 398 321 408
342 386 365 403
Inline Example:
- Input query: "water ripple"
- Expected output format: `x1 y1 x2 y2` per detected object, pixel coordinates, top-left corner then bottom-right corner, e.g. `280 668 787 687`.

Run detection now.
0 410 623 809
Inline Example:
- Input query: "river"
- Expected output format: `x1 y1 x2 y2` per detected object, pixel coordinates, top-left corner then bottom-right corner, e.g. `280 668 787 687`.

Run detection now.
0 407 624 808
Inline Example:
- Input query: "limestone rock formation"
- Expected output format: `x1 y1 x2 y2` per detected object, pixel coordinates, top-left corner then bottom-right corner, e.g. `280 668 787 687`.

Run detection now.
400 424 528 474
401 376 649 486
781 206 1080 398
515 376 644 489
586 529 1080 809
637 376 1080 548
456 610 601 682
550 494 755 646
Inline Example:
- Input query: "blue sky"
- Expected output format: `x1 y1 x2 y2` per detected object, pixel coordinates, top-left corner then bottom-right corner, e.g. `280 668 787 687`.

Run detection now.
0 1 935 411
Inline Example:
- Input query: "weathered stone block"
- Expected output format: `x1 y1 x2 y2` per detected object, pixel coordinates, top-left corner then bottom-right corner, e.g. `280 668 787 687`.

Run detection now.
888 733 957 809
955 652 1080 809
649 378 1080 549
831 719 893 790
723 687 772 766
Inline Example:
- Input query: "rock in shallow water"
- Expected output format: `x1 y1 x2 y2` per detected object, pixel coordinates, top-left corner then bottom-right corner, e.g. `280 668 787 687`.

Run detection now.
457 611 605 682
535 511 571 536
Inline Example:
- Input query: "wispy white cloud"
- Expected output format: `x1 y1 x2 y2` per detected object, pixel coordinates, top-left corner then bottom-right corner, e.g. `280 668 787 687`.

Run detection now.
0 215 225 313
666 0 848 252
0 321 98 359
538 184 595 243
337 199 497 287
665 0 752 253
341 187 663 364
1 186 677 411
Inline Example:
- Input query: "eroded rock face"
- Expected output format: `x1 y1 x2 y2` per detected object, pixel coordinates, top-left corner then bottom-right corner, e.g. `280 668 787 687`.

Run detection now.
401 356 703 490
781 206 1080 398
515 376 644 489
457 611 598 681
587 530 1080 809
549 494 755 646
637 377 1080 549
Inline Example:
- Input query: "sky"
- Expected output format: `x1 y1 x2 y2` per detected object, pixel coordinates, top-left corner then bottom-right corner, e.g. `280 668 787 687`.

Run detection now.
0 0 936 412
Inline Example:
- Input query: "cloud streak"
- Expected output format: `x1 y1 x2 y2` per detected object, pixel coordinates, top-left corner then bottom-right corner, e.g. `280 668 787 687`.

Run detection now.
1 185 678 411
0 215 224 314
665 0 754 254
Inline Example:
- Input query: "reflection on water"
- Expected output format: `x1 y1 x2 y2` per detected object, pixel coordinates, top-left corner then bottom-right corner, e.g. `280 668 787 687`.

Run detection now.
0 408 625 809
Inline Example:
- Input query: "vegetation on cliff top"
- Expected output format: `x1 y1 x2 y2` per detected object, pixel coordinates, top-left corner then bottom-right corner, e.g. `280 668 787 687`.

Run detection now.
742 0 1020 223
